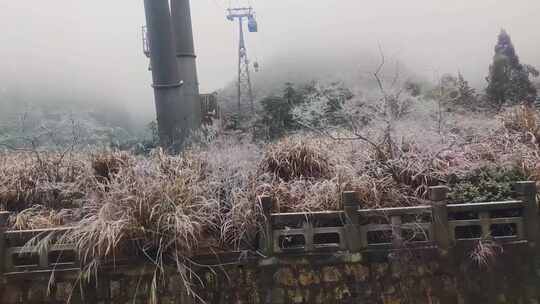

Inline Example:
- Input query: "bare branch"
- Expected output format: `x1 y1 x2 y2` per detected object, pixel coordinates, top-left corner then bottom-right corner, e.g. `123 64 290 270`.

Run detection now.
390 61 401 89
373 44 386 96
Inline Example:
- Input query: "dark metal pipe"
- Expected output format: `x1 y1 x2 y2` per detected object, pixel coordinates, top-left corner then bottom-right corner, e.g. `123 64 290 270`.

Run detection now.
171 0 202 128
143 0 189 150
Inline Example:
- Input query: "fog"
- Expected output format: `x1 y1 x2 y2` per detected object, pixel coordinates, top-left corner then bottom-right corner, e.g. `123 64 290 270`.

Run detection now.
1 0 539 121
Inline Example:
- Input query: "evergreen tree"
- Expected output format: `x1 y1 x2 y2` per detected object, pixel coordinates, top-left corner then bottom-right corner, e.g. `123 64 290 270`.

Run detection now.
486 29 538 110
254 83 301 140
456 73 477 108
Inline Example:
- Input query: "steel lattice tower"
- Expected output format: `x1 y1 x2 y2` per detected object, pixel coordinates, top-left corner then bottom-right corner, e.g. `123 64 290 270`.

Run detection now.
227 7 258 115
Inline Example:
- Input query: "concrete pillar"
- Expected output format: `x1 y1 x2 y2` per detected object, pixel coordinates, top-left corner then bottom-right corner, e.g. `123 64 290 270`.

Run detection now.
143 0 188 151
171 0 202 130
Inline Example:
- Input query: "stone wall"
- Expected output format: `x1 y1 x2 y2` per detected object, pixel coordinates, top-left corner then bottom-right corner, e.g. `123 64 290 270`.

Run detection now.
193 245 540 304
1 244 540 303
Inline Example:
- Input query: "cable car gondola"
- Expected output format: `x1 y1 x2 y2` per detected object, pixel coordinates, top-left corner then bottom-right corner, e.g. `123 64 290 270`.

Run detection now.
248 16 258 32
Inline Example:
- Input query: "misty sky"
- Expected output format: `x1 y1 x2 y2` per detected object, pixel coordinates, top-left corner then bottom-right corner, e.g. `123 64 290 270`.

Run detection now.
1 0 539 115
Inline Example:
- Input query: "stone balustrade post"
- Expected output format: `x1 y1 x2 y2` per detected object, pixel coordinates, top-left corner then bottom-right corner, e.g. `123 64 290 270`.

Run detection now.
515 181 538 246
343 191 363 252
0 211 9 275
429 186 451 253
259 196 274 256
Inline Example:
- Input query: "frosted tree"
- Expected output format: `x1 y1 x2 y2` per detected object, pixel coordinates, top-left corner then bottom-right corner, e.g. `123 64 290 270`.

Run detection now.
486 29 538 110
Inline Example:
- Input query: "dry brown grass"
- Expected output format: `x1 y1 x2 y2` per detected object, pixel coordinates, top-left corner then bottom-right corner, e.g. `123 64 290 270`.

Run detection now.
0 152 91 212
269 179 343 212
9 205 75 230
91 151 131 181
2 110 538 228
255 136 360 212
260 138 333 181
503 104 540 145
49 150 217 300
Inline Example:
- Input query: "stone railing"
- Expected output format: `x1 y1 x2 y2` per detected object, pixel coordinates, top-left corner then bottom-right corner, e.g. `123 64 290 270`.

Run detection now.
0 181 538 277
260 181 538 256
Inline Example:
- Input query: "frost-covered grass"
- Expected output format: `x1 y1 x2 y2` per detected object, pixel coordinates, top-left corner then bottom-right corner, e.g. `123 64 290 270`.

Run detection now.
2 105 538 227
1 104 539 300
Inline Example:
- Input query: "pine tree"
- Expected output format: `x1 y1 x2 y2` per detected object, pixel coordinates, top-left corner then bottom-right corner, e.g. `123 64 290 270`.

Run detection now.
456 73 477 108
486 29 538 110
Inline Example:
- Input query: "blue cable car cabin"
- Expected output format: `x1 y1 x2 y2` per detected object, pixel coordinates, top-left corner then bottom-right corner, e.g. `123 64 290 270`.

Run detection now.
248 16 258 32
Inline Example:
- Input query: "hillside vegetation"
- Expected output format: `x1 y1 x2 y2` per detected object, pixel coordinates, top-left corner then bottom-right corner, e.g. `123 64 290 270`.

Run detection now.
0 29 539 299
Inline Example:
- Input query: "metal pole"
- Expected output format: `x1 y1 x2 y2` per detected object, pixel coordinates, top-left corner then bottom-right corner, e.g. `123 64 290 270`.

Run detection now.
143 0 186 151
245 51 255 114
237 17 244 115
237 18 254 114
228 7 257 117
171 0 202 130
